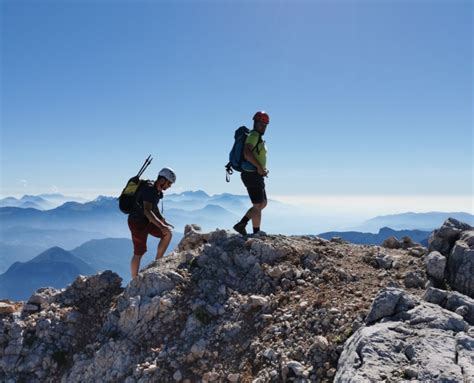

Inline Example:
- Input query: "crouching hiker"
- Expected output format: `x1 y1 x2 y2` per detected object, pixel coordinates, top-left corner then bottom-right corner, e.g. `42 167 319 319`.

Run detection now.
128 167 176 278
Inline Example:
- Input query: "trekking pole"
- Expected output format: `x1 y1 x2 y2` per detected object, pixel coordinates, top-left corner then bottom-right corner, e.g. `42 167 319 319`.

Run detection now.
137 155 153 178
136 155 150 177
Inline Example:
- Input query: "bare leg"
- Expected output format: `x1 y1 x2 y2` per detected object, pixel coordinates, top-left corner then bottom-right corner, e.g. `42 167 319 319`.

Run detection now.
248 201 267 229
244 207 254 220
156 231 172 259
251 201 266 228
131 254 142 279
252 206 262 228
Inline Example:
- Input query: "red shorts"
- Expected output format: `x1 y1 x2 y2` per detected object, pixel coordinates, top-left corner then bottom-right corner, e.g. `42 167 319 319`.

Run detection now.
128 218 165 256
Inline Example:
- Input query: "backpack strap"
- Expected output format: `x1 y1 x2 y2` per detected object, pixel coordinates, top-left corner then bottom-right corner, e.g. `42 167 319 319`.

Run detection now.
251 131 263 155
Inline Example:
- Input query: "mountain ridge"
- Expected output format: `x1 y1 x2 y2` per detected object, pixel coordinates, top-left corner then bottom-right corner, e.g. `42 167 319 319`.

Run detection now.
318 226 431 246
1 220 472 381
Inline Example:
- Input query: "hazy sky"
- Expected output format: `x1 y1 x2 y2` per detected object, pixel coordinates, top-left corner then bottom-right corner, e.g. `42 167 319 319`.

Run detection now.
1 0 472 213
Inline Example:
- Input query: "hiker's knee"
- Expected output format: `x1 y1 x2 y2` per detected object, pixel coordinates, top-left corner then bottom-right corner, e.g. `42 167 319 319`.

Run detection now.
253 201 267 210
162 230 172 242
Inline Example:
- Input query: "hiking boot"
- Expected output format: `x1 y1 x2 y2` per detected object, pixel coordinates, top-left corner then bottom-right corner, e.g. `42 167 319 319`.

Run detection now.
233 221 248 236
249 230 267 237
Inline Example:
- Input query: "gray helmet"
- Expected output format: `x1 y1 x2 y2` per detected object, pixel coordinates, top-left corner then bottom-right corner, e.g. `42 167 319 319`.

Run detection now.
158 167 176 183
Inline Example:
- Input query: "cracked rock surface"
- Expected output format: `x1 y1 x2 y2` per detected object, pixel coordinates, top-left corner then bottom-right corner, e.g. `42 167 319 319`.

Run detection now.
1 221 473 382
335 287 474 382
428 218 474 298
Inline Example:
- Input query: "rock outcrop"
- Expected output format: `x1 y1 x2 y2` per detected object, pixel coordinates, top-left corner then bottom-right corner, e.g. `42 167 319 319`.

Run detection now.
335 287 474 382
1 221 472 382
382 235 418 250
428 218 474 297
0 271 122 381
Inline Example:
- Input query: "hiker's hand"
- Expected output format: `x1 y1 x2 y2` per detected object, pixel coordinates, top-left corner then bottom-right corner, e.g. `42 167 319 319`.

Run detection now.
163 219 174 229
257 166 266 176
159 222 171 232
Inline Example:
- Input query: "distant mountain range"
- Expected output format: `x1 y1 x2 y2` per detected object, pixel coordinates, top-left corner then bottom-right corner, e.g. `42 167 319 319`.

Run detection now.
165 191 250 215
318 227 432 247
352 212 474 232
71 235 182 284
0 226 106 273
0 198 126 238
0 247 95 301
0 192 246 285
0 194 87 210
1 192 472 298
0 242 45 274
0 194 241 237
0 235 183 301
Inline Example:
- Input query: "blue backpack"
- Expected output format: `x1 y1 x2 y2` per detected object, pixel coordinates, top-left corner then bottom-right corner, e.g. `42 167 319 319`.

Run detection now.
225 126 261 182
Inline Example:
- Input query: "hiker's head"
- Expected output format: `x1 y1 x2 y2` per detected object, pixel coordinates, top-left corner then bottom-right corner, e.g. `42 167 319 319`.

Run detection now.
253 111 269 134
157 167 176 190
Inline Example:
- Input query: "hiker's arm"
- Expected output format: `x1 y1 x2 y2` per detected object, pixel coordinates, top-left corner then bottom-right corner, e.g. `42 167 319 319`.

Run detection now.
143 201 171 230
154 207 164 221
244 143 267 175
154 208 174 228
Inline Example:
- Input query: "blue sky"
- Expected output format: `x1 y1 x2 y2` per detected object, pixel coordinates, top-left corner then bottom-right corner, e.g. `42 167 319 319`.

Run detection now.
1 0 472 213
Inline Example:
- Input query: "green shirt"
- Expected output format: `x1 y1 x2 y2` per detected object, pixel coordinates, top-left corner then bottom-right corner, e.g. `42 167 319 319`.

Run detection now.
244 130 267 169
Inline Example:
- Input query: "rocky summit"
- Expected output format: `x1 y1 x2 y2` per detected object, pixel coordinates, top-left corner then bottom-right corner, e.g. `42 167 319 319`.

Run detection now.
0 220 473 382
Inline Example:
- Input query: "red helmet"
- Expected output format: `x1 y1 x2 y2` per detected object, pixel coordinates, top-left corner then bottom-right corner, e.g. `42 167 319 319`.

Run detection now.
253 111 270 124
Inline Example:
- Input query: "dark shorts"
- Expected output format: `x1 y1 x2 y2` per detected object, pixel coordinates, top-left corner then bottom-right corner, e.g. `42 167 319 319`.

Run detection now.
128 217 165 256
241 171 267 204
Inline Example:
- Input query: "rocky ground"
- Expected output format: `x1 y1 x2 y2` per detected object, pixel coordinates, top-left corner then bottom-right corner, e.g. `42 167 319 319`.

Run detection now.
0 219 472 382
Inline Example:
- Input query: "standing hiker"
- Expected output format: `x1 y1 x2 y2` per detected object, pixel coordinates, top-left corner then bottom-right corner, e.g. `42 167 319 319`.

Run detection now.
233 111 269 236
128 167 176 278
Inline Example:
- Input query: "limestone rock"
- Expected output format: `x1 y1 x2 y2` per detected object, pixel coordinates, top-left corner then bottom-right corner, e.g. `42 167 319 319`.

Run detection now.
428 217 471 255
382 236 401 249
447 231 474 297
424 250 447 281
335 289 472 382
0 226 438 382
424 287 474 325
403 271 425 289
0 303 15 315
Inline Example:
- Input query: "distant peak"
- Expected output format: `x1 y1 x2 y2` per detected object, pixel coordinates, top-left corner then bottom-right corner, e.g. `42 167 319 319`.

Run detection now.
40 246 69 254
32 246 72 262
93 195 116 202
378 227 395 234
169 190 210 199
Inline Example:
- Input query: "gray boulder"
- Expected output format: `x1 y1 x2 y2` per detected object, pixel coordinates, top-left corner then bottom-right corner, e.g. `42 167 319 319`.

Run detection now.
403 271 425 289
428 217 471 255
447 230 474 298
400 236 417 249
335 288 473 383
382 236 401 249
365 287 404 324
424 287 474 325
178 224 209 251
424 251 446 281
374 253 394 270
428 219 473 297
